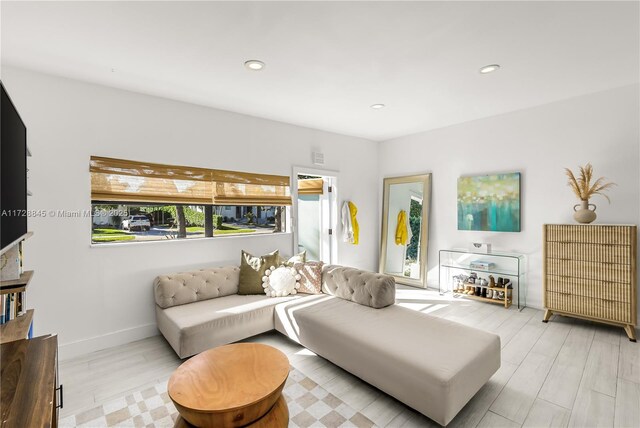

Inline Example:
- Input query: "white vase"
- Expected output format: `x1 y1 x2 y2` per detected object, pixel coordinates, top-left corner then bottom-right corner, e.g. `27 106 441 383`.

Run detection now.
573 200 597 224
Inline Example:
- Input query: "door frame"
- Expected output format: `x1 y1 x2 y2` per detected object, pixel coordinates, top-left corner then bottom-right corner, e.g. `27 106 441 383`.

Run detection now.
291 166 339 264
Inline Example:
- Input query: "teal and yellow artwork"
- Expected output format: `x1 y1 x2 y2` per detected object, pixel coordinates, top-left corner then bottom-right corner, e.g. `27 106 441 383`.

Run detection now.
457 173 521 232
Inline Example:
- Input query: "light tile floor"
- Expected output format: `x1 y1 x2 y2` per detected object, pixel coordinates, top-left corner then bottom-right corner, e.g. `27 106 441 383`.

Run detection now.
59 288 640 427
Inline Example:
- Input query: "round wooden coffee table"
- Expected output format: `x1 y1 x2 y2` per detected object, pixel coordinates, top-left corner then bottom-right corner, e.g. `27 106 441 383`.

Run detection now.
168 343 289 428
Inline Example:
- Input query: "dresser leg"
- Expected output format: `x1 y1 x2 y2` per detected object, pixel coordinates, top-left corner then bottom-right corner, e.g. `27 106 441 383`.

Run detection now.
624 325 637 342
542 309 553 323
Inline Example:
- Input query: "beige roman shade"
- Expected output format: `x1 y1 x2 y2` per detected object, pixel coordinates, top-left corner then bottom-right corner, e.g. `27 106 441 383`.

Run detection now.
297 178 324 195
90 156 292 205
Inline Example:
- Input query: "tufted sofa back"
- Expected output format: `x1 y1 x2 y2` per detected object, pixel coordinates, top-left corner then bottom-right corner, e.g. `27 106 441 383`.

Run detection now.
321 265 395 309
153 266 240 309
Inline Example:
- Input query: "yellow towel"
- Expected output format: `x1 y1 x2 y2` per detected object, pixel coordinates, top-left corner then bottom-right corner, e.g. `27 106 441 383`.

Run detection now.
348 201 359 245
395 210 408 245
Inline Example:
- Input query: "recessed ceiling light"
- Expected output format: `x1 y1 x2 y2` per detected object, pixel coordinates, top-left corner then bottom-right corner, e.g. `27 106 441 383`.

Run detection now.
479 64 500 74
370 104 386 109
244 60 265 71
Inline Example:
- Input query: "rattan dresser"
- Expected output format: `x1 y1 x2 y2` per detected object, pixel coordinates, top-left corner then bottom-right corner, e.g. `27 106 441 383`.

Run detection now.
543 224 637 342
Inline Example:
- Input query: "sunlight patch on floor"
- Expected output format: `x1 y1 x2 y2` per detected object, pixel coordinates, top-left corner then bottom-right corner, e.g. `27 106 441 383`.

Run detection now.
395 288 455 302
421 303 449 314
397 302 431 311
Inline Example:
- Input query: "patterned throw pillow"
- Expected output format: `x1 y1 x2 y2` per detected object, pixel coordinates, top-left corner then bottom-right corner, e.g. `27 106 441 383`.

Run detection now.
238 250 280 295
293 261 324 294
262 266 301 297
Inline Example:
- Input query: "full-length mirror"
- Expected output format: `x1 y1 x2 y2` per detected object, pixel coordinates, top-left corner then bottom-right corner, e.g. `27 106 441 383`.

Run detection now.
379 174 431 287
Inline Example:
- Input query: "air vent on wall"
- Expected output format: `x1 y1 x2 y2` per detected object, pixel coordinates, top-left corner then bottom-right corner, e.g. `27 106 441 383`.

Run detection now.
312 152 324 165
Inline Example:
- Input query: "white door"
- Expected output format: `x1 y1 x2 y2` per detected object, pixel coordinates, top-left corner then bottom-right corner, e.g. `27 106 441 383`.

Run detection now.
294 171 337 264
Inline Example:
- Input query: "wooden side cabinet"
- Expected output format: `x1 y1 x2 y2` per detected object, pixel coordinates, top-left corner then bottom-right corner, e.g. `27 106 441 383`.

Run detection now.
543 224 637 341
0 335 61 427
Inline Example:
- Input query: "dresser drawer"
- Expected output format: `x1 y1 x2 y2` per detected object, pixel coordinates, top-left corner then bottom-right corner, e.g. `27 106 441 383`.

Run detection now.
545 275 630 303
546 291 632 324
546 258 631 283
546 242 631 265
545 225 634 245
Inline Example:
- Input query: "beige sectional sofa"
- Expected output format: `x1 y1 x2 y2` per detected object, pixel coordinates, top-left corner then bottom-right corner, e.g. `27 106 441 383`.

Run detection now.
154 266 299 358
154 264 501 426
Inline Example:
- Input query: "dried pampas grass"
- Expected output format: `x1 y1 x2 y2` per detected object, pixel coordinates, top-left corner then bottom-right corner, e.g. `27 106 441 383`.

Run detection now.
565 163 616 203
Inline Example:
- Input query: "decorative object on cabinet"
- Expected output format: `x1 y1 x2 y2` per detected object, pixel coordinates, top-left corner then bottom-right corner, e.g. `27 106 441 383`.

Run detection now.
471 242 492 253
564 163 616 224
543 224 637 341
439 249 526 309
457 172 521 232
379 174 432 288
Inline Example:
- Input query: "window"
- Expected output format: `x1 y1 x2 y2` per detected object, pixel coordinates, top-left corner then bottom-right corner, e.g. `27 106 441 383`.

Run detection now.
90 157 290 244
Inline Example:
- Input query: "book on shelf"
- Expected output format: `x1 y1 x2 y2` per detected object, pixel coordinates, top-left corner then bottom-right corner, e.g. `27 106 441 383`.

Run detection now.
469 260 495 270
19 243 24 276
0 291 26 325
9 294 15 321
17 291 25 316
7 294 12 323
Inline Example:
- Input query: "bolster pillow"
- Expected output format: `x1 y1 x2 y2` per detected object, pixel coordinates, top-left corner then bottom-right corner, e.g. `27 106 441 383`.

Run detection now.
321 265 395 309
153 266 240 308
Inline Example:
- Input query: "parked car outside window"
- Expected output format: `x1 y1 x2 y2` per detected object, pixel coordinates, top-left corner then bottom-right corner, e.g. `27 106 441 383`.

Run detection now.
121 215 151 231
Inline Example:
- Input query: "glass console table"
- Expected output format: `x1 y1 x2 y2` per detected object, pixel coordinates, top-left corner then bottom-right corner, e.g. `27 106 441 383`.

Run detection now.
439 249 526 310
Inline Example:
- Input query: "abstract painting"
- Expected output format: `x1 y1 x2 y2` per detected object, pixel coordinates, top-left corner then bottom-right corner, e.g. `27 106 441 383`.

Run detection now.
457 173 521 232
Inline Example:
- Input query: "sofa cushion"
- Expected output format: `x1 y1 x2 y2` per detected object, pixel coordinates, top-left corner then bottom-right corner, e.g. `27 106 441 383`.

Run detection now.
238 250 280 295
156 293 306 358
274 296 500 426
321 265 395 308
153 266 240 309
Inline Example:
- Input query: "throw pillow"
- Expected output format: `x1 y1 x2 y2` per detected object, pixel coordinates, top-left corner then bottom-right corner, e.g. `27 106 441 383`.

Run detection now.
293 261 324 294
262 266 301 297
278 250 306 267
238 250 280 295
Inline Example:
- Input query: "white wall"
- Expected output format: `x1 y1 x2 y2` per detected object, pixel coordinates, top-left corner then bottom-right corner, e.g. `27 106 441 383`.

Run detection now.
2 66 379 359
379 84 640 313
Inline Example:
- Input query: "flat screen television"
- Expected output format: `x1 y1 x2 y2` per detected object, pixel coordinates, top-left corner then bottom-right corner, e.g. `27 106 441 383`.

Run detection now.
1 82 28 251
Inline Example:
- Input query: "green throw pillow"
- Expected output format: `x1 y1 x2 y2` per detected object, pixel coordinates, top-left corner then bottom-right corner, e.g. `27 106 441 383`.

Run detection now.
238 250 280 295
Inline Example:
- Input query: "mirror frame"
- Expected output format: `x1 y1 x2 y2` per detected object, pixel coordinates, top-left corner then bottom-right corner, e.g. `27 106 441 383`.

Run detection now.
379 174 432 288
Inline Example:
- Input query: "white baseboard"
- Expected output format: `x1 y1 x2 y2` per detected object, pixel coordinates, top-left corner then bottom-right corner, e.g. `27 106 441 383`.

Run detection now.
58 323 159 361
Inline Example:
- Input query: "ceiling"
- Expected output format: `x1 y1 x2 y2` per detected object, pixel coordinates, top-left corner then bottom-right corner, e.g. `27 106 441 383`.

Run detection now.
2 1 638 141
